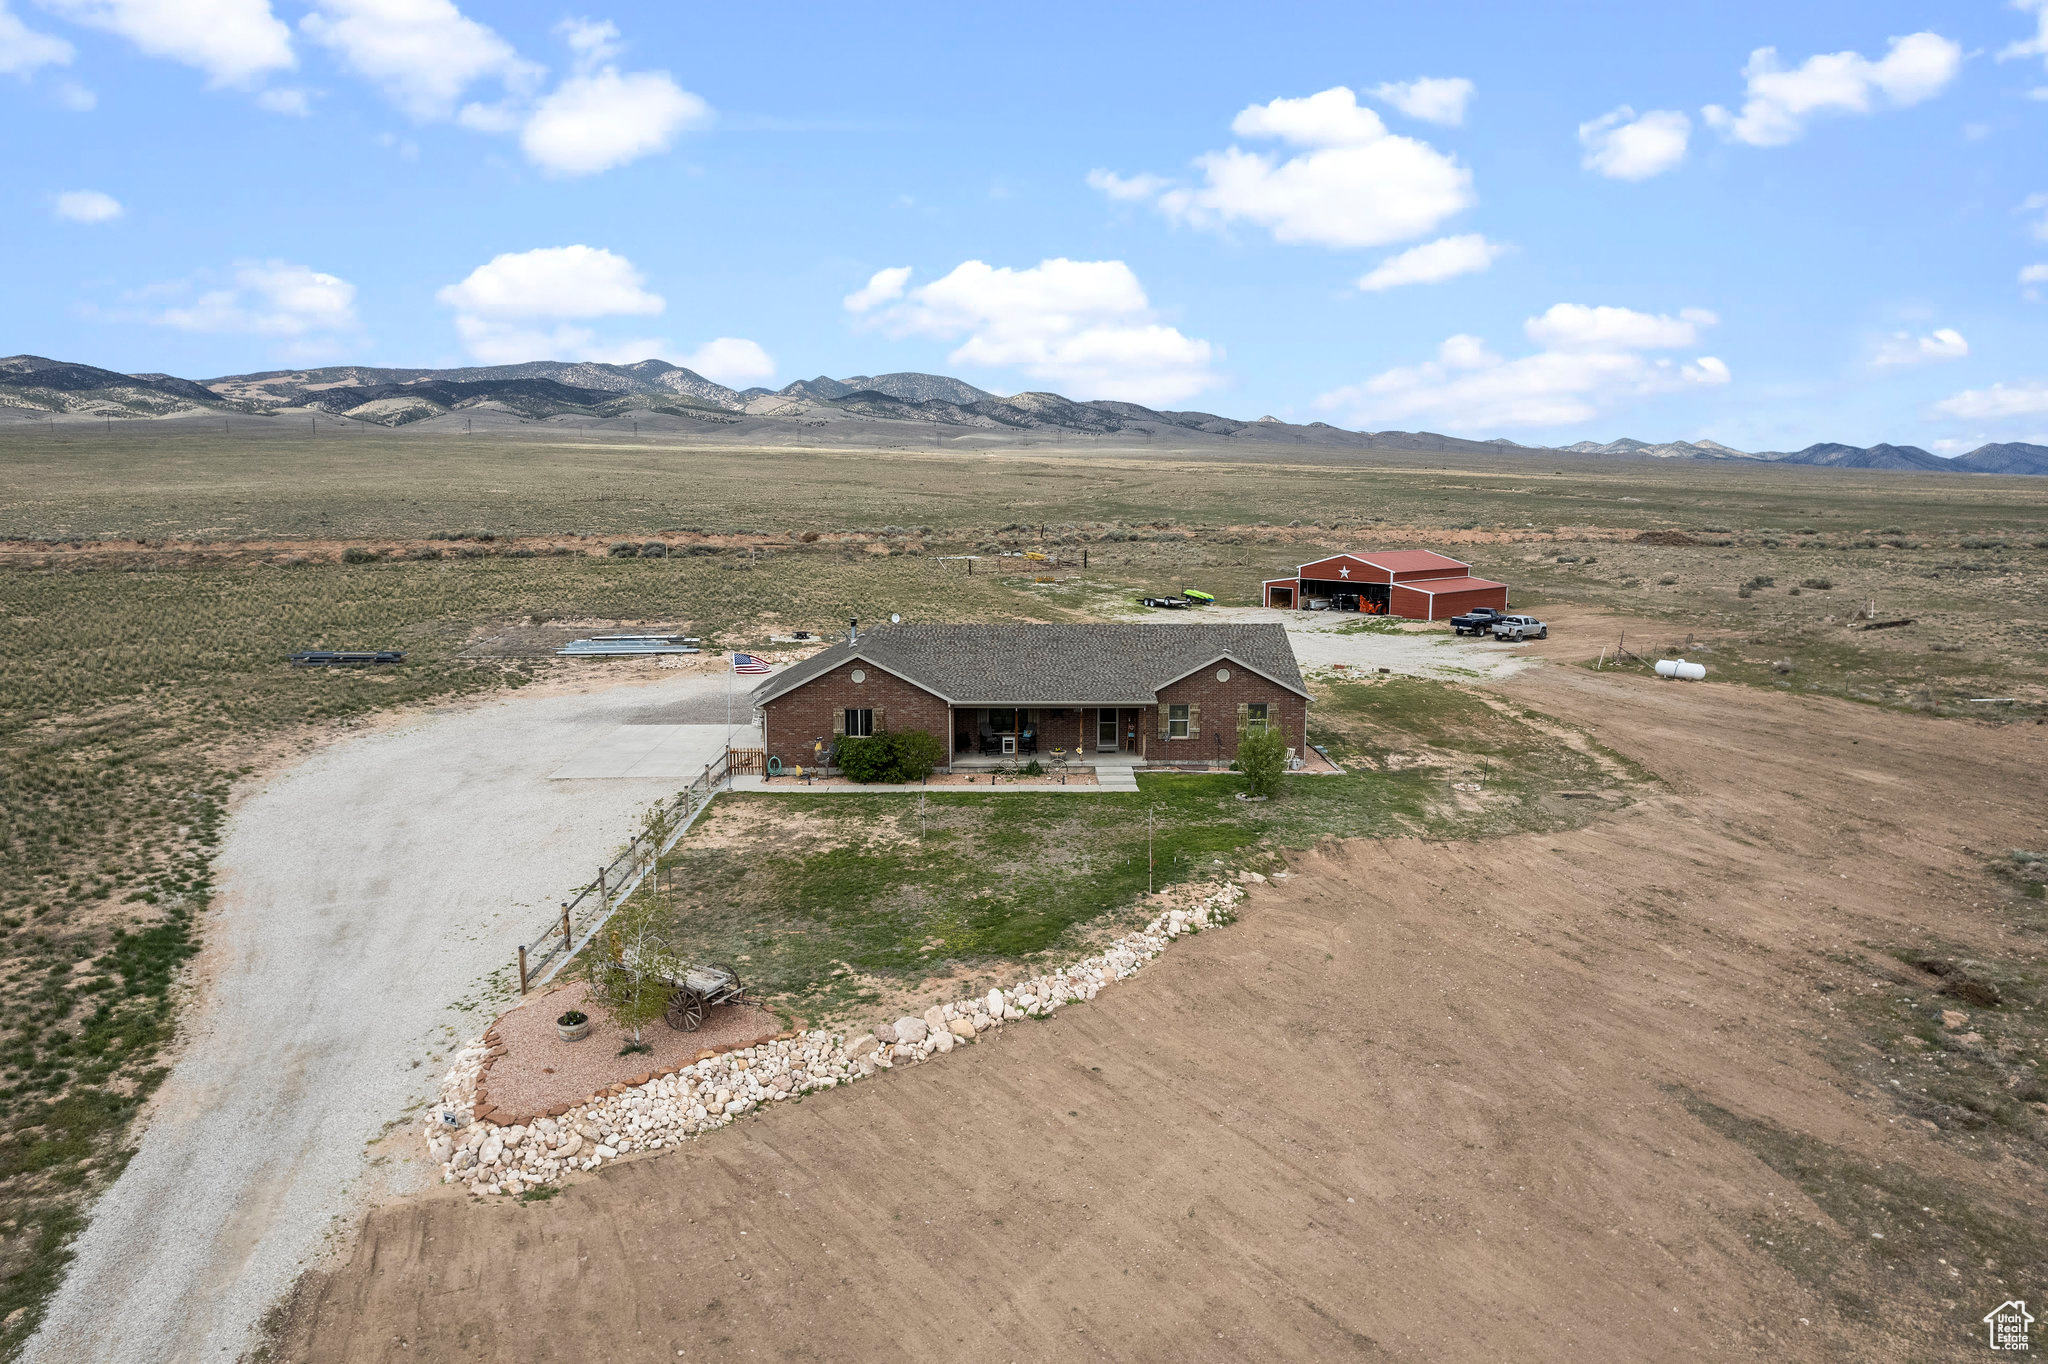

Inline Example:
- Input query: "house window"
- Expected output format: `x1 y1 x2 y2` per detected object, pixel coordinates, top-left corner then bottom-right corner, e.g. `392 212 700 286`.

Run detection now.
1246 703 1269 733
845 708 875 737
1168 703 1190 739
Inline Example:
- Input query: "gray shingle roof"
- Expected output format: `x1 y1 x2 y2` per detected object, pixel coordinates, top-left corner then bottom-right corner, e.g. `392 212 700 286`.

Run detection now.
752 623 1307 707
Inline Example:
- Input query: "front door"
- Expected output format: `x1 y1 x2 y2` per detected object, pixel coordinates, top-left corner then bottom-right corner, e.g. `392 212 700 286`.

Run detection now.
1097 708 1119 751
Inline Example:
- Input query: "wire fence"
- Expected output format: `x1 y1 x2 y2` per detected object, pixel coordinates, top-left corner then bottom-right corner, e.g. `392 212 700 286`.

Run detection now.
516 747 740 992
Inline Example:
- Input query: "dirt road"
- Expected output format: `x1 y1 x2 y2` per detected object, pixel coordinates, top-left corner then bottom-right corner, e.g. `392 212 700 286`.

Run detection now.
22 670 746 1364
276 665 2048 1361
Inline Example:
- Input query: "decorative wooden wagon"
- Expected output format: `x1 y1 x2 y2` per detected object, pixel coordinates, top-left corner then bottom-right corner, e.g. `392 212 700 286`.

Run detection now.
662 961 748 1031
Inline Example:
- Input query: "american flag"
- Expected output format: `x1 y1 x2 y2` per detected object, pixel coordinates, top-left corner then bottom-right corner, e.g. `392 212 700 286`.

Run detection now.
730 653 772 674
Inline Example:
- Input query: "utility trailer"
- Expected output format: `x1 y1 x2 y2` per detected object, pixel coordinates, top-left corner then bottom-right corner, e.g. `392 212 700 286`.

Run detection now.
290 650 405 667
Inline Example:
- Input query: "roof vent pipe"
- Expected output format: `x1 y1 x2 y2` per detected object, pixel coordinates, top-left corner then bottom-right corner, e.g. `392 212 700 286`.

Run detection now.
849 617 858 644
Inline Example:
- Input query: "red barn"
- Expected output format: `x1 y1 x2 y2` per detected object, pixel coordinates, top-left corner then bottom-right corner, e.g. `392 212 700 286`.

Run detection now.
1262 550 1508 621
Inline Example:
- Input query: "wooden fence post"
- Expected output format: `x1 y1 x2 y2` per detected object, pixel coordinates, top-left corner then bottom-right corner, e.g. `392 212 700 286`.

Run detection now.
561 903 572 951
597 866 607 905
518 945 529 994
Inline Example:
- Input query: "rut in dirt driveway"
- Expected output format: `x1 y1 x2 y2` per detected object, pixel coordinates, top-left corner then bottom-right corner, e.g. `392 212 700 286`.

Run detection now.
275 670 2048 1363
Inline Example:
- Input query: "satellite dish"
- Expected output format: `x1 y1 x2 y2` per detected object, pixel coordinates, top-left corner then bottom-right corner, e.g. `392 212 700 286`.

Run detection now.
890 613 902 624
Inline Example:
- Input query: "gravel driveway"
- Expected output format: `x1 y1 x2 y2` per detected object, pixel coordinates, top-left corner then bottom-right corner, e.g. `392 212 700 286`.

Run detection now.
1137 604 1537 679
23 669 745 1364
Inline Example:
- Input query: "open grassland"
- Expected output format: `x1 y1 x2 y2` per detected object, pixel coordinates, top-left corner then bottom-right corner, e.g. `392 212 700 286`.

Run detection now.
628 675 1642 1025
6 422 2048 543
1 426 2045 1354
5 425 2045 725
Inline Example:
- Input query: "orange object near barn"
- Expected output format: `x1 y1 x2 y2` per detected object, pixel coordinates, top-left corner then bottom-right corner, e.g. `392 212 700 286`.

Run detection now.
1262 550 1509 620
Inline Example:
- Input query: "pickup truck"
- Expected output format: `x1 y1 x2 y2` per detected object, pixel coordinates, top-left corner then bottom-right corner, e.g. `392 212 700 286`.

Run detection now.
1450 607 1507 636
1490 614 1549 641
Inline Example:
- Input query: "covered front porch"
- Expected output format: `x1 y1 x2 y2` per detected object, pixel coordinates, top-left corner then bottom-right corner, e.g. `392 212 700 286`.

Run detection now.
951 705 1153 762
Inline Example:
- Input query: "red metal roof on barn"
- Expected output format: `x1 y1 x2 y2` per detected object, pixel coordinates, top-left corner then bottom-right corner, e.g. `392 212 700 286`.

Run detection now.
1348 550 1470 576
1294 550 1470 580
1390 575 1506 593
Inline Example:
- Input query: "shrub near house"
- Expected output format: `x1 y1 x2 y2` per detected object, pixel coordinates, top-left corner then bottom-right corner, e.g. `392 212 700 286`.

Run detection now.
837 730 946 783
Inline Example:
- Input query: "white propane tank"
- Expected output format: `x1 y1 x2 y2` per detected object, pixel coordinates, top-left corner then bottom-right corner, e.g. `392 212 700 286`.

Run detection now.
1655 659 1706 680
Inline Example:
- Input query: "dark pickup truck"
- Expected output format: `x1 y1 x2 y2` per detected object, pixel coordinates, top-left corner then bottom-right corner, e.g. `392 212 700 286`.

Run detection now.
1450 607 1507 636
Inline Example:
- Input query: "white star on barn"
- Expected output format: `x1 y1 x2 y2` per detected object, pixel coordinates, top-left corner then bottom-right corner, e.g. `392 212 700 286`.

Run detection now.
1337 566 1350 578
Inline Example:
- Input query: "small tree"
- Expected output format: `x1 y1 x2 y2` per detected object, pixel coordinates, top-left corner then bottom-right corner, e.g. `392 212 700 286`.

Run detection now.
1236 726 1288 799
578 893 677 1049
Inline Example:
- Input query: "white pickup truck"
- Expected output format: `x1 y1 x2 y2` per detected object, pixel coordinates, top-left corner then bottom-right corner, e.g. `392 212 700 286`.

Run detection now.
1490 614 1549 641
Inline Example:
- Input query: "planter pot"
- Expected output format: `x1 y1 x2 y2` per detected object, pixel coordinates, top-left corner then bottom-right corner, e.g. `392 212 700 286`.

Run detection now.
556 1012 591 1043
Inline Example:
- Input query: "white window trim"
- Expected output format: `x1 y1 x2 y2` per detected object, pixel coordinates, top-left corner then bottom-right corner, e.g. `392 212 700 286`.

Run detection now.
845 707 876 737
1168 703 1190 739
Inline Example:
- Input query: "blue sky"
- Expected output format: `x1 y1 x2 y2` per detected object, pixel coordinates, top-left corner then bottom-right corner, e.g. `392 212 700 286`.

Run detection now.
6 0 2048 452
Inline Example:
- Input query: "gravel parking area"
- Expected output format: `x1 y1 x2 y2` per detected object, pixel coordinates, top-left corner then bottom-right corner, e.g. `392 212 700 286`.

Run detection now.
1165 604 1536 679
22 670 742 1364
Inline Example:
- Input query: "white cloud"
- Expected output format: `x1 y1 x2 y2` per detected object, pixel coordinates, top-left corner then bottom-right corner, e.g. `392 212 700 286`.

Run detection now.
41 0 293 86
1356 234 1503 291
301 0 538 120
440 245 688 363
1935 381 2048 419
1874 327 1968 366
149 260 358 338
853 258 1220 406
1316 302 1728 432
677 337 773 387
1578 106 1690 180
1370 76 1473 126
2001 0 2048 70
1091 86 1473 250
53 188 121 221
2022 192 2048 242
2023 263 2048 299
1702 32 1962 147
520 66 708 175
54 77 93 107
1228 86 1388 146
556 16 621 66
255 85 308 114
0 1 71 74
438 244 662 320
1525 303 1716 350
842 266 910 314
1085 168 1170 202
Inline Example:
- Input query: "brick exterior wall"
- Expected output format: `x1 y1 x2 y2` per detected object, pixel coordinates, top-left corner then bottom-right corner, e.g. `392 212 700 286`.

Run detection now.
1152 665 1308 765
1389 582 1508 621
757 660 951 766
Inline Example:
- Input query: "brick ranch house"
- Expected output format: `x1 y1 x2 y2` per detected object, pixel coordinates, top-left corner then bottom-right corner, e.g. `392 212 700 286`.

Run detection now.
1262 550 1508 620
751 623 1310 771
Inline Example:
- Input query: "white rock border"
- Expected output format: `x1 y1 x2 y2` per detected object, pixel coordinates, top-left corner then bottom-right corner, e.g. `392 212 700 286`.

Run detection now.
424 878 1257 1196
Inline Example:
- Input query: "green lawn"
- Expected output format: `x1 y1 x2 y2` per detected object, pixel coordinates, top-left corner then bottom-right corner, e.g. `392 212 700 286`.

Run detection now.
634 677 1639 1023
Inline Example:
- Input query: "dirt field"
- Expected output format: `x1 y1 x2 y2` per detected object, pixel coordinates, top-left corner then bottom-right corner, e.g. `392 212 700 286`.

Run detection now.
272 661 2048 1362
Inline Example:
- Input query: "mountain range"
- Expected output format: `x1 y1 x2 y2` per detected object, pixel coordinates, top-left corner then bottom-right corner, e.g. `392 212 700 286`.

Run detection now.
3 353 2044 475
